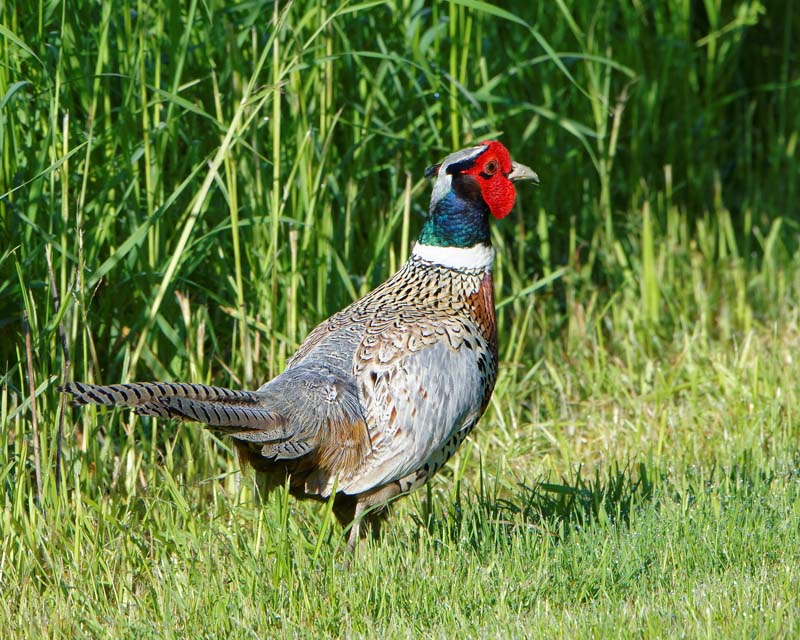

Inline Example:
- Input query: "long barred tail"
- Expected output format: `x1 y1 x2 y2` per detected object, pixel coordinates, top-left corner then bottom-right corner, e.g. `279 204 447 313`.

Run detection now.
59 381 282 429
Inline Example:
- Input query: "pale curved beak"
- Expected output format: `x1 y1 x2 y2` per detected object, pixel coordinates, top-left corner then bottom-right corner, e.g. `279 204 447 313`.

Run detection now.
508 161 539 184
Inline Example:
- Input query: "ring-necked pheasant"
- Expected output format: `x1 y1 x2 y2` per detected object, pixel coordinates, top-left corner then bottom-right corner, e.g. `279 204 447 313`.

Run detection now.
61 140 538 550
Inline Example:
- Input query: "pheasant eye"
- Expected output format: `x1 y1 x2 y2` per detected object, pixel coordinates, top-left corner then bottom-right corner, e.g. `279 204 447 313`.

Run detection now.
484 160 499 175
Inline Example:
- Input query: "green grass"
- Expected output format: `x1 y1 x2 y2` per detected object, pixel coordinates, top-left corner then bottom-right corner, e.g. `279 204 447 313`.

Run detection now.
2 0 800 637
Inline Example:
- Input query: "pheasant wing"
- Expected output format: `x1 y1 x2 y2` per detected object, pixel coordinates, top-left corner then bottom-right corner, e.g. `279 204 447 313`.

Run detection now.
336 317 496 495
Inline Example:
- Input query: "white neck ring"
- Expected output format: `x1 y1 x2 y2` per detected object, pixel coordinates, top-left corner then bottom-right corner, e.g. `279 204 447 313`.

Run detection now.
411 242 495 270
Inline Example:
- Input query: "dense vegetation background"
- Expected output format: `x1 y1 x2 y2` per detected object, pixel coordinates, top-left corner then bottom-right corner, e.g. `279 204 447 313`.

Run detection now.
2 0 799 637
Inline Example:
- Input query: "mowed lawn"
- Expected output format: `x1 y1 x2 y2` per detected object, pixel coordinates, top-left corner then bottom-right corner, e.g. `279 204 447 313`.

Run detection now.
2 1 799 638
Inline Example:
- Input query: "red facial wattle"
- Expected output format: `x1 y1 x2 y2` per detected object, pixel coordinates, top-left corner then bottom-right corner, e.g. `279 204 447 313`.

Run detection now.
463 141 517 219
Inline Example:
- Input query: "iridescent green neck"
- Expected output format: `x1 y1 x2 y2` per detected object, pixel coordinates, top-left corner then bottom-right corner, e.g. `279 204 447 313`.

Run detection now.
418 190 491 248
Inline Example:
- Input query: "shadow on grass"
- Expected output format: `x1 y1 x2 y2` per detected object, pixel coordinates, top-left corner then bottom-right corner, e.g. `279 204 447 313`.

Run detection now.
410 454 794 552
411 462 655 550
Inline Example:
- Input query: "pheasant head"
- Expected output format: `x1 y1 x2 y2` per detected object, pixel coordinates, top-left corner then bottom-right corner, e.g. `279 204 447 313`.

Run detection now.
417 141 538 258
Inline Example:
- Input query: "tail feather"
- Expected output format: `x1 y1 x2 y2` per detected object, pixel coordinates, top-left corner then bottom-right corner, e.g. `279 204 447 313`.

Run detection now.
146 395 284 429
59 381 259 407
260 439 314 461
59 381 285 430
59 377 364 469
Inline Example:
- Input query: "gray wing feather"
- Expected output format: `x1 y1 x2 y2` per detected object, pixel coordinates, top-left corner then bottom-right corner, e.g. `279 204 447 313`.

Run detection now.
338 339 485 495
